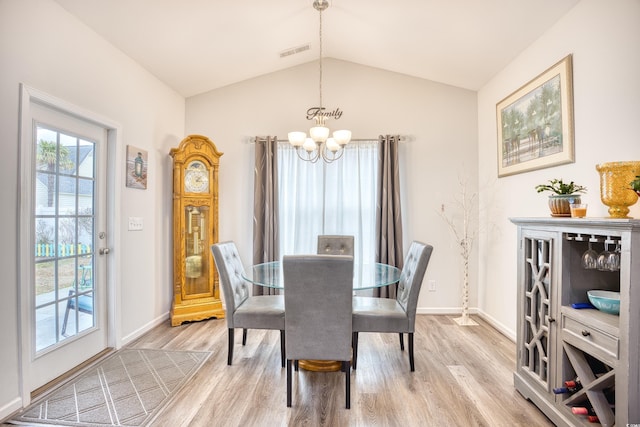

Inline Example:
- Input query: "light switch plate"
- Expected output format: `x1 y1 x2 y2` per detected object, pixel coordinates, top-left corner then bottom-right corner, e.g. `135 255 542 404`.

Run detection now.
128 217 143 231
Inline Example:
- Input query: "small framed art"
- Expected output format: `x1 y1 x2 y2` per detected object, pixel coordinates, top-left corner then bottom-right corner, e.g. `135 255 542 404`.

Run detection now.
125 145 148 189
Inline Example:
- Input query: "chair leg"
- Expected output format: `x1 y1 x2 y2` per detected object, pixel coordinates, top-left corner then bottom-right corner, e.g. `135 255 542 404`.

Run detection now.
352 332 359 370
61 298 73 336
242 328 248 345
345 361 351 409
286 359 292 407
399 332 404 351
280 330 285 368
408 332 415 372
227 328 234 366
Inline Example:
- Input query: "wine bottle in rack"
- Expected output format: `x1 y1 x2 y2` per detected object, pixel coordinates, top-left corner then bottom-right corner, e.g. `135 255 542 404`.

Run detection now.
571 406 596 415
571 403 615 416
553 378 582 394
564 379 581 389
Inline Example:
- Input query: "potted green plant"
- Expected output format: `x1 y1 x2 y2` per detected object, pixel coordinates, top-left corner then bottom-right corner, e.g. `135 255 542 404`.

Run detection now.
535 179 587 217
631 175 640 197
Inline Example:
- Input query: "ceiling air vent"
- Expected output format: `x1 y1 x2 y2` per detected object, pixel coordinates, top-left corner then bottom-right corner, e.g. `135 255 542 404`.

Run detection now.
279 43 311 58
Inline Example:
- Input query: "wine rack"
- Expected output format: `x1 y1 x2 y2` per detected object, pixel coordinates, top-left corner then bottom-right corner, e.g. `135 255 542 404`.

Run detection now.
512 218 640 427
561 343 615 426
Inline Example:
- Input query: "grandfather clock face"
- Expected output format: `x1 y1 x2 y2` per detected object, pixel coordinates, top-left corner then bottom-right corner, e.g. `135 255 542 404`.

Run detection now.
184 160 209 193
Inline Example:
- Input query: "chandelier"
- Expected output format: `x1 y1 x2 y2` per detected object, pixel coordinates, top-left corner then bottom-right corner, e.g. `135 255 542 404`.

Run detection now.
287 0 352 163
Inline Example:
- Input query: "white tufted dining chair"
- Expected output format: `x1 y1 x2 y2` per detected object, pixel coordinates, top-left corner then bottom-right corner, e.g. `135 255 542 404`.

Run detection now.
211 242 285 367
351 241 433 372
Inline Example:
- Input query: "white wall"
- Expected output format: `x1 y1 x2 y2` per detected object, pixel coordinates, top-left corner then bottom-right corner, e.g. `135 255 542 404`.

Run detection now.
477 0 640 339
6 0 637 419
186 58 479 314
0 0 185 417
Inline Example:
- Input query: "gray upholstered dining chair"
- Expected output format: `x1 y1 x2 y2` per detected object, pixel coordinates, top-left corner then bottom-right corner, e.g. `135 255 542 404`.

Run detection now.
352 241 433 372
317 235 354 256
211 241 285 367
283 254 354 409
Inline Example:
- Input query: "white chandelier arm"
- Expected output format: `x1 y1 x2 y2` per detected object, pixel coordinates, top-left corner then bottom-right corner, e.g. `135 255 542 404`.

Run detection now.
294 146 321 163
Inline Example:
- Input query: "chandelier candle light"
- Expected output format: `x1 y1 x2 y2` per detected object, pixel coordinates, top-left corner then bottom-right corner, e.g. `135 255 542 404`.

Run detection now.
287 0 352 163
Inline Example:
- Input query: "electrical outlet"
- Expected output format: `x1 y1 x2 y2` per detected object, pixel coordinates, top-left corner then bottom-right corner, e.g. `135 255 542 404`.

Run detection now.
128 217 143 231
428 279 436 292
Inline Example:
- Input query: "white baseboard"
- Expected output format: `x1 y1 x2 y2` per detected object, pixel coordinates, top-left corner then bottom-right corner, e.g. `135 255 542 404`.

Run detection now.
120 312 170 346
476 309 516 342
416 306 478 315
415 306 516 342
0 396 23 422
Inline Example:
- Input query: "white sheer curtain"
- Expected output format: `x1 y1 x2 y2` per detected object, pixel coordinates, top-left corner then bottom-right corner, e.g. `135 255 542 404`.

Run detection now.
278 141 379 267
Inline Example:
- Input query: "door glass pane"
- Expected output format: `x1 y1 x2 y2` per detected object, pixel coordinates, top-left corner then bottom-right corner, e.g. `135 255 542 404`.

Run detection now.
58 176 77 215
35 260 56 305
34 124 96 352
56 258 75 300
35 172 57 214
79 178 94 215
78 139 94 179
59 133 78 175
35 305 56 349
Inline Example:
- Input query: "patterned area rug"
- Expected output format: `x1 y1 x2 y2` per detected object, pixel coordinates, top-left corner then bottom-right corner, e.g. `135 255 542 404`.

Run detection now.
10 348 210 427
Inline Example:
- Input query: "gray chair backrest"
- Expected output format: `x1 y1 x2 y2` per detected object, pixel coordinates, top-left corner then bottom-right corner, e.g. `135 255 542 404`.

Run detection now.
283 255 354 362
210 242 250 328
317 235 354 255
397 241 433 324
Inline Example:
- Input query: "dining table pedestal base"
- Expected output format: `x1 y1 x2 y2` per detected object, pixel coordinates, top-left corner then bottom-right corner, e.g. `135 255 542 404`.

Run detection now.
298 359 342 372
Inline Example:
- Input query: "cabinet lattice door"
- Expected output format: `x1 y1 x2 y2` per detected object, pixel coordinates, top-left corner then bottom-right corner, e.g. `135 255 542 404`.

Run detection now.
522 236 553 386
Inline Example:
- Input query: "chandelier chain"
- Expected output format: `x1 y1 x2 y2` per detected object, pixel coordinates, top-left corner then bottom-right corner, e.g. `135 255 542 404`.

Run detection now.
318 7 323 110
286 0 352 163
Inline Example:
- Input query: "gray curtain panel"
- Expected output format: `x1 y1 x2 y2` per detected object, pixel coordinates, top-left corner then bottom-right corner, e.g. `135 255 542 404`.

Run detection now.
253 136 280 295
375 135 404 299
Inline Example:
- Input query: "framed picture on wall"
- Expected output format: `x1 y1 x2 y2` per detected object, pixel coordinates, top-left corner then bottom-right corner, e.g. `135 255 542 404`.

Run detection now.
125 145 148 189
496 54 574 177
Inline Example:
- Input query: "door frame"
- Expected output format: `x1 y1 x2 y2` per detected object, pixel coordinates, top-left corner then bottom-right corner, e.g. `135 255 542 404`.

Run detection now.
18 84 123 405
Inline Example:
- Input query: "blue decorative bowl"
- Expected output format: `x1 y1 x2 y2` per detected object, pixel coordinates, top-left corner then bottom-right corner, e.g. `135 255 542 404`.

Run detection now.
587 290 620 315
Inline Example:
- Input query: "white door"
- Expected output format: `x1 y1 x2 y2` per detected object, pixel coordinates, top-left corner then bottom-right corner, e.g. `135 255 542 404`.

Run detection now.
19 93 112 401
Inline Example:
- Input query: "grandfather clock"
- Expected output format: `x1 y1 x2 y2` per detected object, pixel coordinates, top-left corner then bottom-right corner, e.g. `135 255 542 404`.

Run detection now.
169 135 224 326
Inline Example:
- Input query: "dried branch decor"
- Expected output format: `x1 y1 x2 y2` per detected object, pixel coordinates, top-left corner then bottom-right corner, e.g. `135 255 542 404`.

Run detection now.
439 178 478 326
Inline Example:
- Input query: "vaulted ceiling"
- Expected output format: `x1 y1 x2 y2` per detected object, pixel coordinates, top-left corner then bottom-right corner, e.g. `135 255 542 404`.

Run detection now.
54 0 580 98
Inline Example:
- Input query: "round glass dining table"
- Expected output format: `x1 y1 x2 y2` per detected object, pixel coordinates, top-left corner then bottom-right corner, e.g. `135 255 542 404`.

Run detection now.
242 261 401 290
242 260 401 372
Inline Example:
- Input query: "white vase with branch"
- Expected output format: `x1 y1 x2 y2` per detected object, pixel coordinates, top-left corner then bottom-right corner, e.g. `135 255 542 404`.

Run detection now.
439 178 478 326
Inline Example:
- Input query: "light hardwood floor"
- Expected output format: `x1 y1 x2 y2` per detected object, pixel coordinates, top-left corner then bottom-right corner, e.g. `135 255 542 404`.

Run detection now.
4 315 554 427
129 314 553 427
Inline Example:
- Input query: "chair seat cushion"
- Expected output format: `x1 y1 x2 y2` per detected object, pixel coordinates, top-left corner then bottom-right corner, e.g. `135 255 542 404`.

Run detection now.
234 295 285 330
69 294 93 313
352 296 410 333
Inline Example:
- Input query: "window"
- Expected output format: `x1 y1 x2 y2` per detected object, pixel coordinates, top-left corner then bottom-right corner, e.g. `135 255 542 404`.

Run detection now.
34 125 96 351
278 141 379 266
